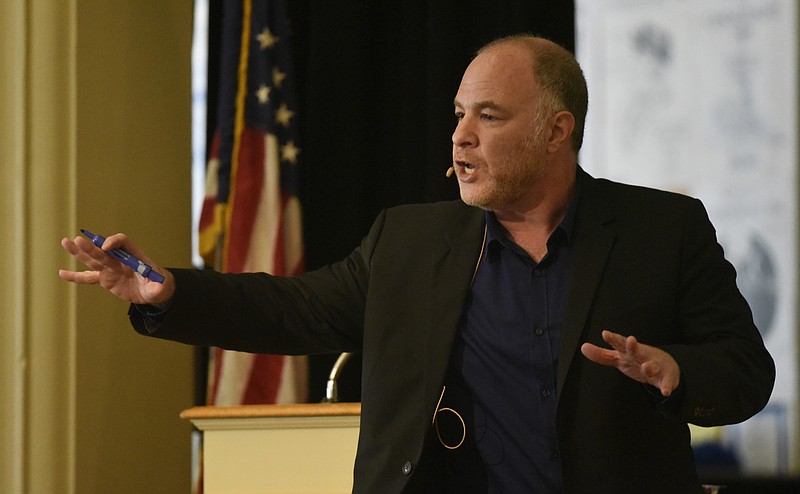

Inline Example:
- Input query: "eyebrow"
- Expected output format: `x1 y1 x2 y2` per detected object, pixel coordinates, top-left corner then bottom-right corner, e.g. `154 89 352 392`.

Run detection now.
453 98 502 110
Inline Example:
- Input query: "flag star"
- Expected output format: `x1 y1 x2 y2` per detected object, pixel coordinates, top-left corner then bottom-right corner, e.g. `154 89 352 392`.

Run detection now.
281 140 300 164
275 103 295 127
256 84 271 104
256 28 278 49
272 66 287 89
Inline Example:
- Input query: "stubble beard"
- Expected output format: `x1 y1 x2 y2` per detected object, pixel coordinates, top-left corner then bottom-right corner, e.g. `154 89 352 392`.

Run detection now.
460 120 550 211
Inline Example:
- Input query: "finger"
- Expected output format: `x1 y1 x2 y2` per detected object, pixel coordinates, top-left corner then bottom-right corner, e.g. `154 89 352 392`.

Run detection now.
103 233 164 271
104 233 145 260
62 237 106 271
660 374 679 397
641 360 661 377
61 237 83 257
624 335 640 356
102 232 131 251
641 360 661 379
73 236 126 271
58 268 100 285
601 330 631 353
580 342 620 367
641 359 680 397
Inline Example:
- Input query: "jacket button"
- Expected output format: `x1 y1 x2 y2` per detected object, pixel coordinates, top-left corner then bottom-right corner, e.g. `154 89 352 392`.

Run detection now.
401 461 413 475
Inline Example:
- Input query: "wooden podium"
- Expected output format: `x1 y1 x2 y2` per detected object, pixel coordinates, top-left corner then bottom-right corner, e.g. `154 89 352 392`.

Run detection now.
181 403 361 494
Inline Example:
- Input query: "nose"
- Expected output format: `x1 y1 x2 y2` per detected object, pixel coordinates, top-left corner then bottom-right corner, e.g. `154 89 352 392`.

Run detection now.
452 116 477 149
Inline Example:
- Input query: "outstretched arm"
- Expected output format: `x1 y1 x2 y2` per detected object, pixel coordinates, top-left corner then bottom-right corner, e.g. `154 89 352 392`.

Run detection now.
59 233 175 306
580 330 681 398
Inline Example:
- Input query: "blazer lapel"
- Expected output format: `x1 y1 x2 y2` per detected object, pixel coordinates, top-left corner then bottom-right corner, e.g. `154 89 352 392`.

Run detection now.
558 171 617 398
424 204 485 413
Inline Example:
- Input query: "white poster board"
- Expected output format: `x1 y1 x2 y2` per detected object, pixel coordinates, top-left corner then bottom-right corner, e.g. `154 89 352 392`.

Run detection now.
576 0 798 474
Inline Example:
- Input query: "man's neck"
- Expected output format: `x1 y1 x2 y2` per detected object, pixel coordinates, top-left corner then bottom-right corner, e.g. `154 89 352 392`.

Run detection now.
493 164 577 261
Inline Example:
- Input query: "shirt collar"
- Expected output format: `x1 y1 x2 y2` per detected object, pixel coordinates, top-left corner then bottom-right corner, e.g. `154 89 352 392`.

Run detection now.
484 171 582 258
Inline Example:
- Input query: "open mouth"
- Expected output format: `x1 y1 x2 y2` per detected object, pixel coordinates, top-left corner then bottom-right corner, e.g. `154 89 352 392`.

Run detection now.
455 160 476 175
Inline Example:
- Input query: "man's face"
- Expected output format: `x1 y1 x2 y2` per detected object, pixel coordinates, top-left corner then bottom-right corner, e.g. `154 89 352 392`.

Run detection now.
452 44 551 211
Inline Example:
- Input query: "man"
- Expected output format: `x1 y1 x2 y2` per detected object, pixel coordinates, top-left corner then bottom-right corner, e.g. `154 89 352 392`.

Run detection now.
60 35 774 493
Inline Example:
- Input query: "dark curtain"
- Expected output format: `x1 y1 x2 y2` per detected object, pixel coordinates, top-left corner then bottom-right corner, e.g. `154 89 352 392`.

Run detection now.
204 0 575 403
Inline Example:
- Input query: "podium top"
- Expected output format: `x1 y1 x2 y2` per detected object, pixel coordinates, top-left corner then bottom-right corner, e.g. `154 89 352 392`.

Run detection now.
180 402 361 420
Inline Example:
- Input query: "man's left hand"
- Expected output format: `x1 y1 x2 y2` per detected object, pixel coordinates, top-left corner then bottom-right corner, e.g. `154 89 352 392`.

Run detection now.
580 330 680 397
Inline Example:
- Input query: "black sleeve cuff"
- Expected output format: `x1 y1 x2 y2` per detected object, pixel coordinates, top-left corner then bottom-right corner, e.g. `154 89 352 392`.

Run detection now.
644 379 687 419
128 299 174 335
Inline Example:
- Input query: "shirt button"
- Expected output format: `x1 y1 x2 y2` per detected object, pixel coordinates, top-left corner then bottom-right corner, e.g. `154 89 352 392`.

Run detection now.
533 269 542 278
542 389 552 397
534 327 544 336
401 461 413 475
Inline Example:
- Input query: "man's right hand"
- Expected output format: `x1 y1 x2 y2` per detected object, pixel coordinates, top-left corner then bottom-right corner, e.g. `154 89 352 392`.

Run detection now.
59 233 175 306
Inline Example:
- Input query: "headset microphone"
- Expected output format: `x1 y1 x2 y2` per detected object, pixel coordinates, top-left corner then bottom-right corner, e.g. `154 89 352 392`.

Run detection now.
445 166 455 178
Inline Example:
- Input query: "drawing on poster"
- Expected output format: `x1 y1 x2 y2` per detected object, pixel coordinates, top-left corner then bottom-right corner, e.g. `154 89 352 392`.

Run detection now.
620 23 676 160
734 234 777 338
709 9 784 172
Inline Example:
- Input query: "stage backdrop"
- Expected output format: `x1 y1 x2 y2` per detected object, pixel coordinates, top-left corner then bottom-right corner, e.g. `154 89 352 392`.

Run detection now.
577 0 798 474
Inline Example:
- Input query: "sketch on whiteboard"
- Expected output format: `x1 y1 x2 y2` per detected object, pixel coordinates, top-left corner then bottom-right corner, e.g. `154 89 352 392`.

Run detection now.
727 234 778 338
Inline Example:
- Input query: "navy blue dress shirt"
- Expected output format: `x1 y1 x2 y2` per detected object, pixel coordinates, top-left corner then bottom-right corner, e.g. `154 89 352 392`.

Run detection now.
435 187 579 493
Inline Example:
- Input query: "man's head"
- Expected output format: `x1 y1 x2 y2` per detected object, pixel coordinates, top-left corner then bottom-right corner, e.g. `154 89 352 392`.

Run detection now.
451 35 588 212
479 36 589 152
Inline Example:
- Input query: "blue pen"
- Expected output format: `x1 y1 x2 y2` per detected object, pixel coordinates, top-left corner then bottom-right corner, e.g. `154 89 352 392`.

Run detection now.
80 229 165 283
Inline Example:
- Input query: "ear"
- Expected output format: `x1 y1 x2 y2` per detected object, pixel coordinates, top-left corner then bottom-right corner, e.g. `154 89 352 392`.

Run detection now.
546 111 575 153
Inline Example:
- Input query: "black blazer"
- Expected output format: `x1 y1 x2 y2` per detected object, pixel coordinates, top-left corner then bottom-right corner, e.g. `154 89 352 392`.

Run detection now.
132 169 774 493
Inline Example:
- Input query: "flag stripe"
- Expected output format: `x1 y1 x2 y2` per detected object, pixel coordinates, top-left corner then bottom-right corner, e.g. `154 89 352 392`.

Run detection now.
281 195 305 274
226 130 266 273
243 354 285 404
200 0 308 410
211 350 253 405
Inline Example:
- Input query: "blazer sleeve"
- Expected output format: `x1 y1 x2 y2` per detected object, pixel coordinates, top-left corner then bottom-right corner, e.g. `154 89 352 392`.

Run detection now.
662 198 775 426
128 210 390 355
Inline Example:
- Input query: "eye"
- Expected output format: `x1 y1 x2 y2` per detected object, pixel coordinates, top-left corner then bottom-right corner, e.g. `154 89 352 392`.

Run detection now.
454 111 465 121
480 112 498 121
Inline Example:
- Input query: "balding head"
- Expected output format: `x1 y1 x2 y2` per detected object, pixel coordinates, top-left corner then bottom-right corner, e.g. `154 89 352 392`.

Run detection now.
476 36 588 152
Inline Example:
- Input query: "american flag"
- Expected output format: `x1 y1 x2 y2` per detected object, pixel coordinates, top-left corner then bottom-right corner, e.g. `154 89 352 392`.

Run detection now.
198 0 307 407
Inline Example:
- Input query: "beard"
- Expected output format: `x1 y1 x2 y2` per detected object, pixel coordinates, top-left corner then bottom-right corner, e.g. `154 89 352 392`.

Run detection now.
459 118 550 211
